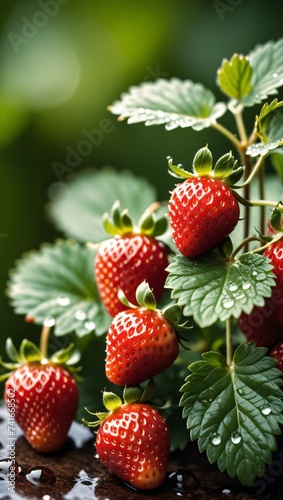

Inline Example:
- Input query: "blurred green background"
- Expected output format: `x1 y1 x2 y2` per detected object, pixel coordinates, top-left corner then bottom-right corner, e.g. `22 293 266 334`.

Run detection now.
1 0 283 352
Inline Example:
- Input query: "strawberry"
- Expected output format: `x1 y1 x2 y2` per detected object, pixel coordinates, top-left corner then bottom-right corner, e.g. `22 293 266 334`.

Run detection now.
83 389 170 490
263 238 283 327
269 340 283 372
105 281 186 386
94 201 169 318
167 147 242 258
237 295 283 348
0 336 81 454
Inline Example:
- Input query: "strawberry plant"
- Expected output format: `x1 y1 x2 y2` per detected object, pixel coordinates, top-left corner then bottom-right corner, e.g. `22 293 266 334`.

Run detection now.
2 37 283 490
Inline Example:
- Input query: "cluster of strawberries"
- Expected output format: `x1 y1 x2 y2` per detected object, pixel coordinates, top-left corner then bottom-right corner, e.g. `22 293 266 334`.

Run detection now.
1 146 283 492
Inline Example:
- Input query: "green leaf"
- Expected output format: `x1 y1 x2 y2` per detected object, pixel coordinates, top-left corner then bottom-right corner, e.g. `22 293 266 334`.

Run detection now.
109 78 227 131
180 343 283 486
217 54 253 100
246 140 283 158
166 252 276 328
7 239 111 337
256 99 283 142
46 168 156 243
271 149 283 181
243 38 283 107
247 100 283 158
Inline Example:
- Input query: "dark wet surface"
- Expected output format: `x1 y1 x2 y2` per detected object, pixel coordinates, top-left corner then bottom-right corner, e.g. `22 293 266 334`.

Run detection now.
0 402 283 499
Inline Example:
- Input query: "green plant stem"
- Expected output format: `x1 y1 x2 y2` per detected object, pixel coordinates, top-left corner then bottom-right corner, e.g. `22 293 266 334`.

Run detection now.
40 325 50 360
259 164 265 235
235 154 265 188
249 199 280 208
211 121 242 150
230 236 260 259
225 317 232 366
230 103 248 144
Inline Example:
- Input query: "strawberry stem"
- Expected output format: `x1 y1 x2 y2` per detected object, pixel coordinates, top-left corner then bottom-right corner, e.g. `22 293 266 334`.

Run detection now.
211 121 242 150
40 324 51 360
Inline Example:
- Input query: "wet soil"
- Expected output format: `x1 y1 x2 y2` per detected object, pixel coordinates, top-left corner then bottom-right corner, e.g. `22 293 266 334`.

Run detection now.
0 403 283 500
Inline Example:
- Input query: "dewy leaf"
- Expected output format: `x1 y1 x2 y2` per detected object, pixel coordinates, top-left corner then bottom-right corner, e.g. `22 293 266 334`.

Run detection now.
242 38 283 107
166 252 276 328
246 140 283 158
180 343 283 486
46 168 157 244
7 239 111 337
247 103 283 158
109 78 227 131
217 54 253 100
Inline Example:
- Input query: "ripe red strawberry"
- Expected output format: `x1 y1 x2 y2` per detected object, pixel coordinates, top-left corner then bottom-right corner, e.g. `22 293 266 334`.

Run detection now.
264 238 283 327
237 295 283 348
105 281 183 386
94 201 169 318
83 390 170 490
167 147 241 258
269 340 283 372
1 337 80 454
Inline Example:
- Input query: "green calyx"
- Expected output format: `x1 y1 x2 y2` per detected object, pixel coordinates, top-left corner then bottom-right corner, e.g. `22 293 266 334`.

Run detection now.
119 281 191 347
269 203 283 233
82 379 157 429
118 280 157 310
0 337 82 383
168 146 244 186
102 200 168 238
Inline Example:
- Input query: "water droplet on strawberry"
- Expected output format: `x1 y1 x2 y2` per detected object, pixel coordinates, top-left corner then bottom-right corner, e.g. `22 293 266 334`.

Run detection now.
25 466 55 486
211 432 221 445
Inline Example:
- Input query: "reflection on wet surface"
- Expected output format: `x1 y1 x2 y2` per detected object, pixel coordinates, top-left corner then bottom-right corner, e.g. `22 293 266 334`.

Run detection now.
0 401 283 500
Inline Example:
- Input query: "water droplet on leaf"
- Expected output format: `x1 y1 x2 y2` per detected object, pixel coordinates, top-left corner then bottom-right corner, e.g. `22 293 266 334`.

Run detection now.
231 431 242 444
43 316 55 327
261 404 272 416
211 433 221 445
242 282 251 290
84 321 95 331
75 309 87 321
222 298 234 309
57 296 70 307
228 283 238 292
